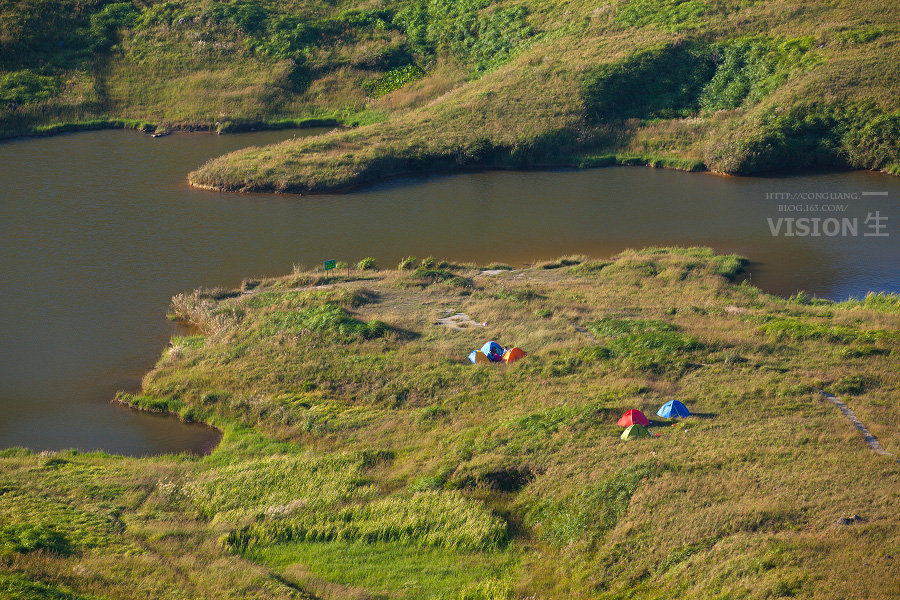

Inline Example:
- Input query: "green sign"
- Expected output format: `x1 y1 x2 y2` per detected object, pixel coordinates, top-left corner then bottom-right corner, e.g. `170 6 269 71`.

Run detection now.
324 259 336 271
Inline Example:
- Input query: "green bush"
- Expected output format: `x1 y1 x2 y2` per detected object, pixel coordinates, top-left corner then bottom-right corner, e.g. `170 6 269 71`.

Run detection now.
0 573 94 600
492 288 546 303
837 26 884 46
356 256 378 271
831 375 876 395
363 64 425 97
260 302 386 341
713 254 749 280
459 578 514 600
137 2 197 28
838 345 888 359
258 303 388 341
398 256 418 270
411 266 456 285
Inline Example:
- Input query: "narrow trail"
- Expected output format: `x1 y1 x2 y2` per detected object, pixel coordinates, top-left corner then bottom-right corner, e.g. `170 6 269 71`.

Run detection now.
820 391 900 464
568 320 600 344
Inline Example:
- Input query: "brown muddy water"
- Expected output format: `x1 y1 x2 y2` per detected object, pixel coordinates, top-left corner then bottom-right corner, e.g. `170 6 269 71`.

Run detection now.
0 129 897 455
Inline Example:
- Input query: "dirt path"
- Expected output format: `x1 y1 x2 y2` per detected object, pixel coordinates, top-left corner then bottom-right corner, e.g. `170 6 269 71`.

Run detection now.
820 391 900 464
435 311 486 330
568 320 600 344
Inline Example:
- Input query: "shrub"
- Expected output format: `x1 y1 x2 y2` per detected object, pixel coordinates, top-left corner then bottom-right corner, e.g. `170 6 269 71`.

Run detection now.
258 303 389 341
707 102 900 174
398 256 418 270
712 254 749 280
363 64 425 97
459 579 514 600
492 288 546 303
356 256 378 271
838 345 888 359
831 375 876 395
411 266 456 285
202 0 268 33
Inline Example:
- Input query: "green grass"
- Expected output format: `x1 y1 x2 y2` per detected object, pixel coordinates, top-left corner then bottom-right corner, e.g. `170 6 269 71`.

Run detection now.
523 461 660 544
584 317 704 375
248 541 520 600
840 292 900 313
0 573 104 600
615 0 709 32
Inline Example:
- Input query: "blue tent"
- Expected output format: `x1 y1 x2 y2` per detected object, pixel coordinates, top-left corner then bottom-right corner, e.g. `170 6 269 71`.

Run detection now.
657 400 690 418
480 341 506 362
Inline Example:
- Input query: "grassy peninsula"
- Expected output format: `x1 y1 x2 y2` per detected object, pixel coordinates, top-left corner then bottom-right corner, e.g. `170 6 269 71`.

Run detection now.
2 248 898 599
2 1 899 189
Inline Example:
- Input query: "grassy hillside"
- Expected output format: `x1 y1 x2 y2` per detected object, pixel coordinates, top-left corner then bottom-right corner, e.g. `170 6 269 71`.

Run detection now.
2 248 898 599
2 1 898 182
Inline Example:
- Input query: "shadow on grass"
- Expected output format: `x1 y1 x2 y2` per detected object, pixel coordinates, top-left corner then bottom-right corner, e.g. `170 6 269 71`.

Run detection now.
648 413 717 428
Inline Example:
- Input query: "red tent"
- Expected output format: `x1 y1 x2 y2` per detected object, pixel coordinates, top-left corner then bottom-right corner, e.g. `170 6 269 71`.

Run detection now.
617 409 650 427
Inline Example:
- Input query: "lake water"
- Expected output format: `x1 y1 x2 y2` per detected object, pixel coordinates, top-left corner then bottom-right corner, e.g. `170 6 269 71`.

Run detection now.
0 129 897 455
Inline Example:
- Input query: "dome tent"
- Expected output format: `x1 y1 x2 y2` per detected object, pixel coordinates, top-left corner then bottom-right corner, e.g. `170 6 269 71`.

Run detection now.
480 341 506 362
469 350 491 364
657 399 690 418
502 347 526 363
617 409 650 427
621 424 651 440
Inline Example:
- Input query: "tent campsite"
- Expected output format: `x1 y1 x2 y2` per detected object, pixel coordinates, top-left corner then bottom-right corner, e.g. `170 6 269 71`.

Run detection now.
468 341 526 364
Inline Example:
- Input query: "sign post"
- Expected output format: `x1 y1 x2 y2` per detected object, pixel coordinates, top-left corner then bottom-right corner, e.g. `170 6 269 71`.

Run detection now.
324 259 336 275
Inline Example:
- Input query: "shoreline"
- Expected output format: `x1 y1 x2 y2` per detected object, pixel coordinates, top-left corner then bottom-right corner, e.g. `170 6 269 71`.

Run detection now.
187 151 896 196
0 116 343 144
